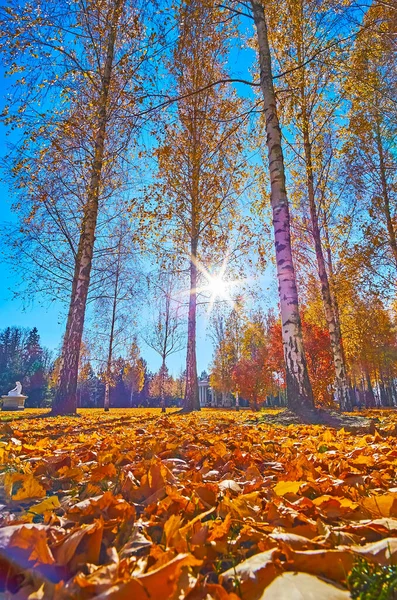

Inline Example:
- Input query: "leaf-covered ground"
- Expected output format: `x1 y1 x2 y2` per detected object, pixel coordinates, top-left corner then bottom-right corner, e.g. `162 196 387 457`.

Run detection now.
1 408 397 599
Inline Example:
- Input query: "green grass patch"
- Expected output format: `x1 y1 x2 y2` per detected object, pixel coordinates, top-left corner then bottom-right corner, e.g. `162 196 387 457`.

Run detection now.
348 557 397 599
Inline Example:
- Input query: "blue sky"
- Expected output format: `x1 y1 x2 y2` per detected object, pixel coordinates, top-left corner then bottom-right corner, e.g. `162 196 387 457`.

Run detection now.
0 77 66 351
0 102 68 353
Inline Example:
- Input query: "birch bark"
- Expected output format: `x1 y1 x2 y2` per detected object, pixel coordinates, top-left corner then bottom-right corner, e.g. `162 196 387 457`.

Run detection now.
250 0 314 411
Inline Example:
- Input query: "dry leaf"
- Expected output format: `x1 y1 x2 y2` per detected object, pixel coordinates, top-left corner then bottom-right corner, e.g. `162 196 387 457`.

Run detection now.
95 553 201 600
351 537 397 566
5 473 46 502
30 496 60 515
259 572 350 599
273 481 305 496
220 550 280 600
284 548 354 583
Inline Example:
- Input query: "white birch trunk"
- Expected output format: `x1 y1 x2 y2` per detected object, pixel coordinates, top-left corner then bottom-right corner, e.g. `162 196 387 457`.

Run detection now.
250 0 314 411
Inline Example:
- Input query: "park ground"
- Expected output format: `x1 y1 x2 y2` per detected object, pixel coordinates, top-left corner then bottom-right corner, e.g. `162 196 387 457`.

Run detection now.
1 408 397 599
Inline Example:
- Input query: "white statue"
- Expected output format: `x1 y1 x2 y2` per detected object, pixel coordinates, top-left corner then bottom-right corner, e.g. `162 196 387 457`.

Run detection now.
8 382 22 397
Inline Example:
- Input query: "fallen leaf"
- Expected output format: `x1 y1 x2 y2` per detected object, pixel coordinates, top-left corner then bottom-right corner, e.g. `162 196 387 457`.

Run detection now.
283 548 354 583
351 537 397 566
273 481 305 496
95 553 201 599
5 473 46 502
220 550 280 600
29 496 60 515
360 493 397 517
259 572 350 599
53 520 103 567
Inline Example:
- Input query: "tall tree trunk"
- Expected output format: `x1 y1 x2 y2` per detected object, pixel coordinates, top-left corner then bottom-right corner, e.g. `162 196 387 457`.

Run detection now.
299 96 351 410
324 212 356 405
391 379 397 406
183 237 200 412
160 358 166 413
52 0 121 415
379 376 388 407
365 370 376 408
374 115 397 270
160 289 171 414
250 0 314 411
323 213 344 346
104 244 121 412
104 383 110 412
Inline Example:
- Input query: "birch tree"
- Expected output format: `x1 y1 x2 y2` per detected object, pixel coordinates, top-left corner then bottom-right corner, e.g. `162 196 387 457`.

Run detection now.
248 0 314 411
264 0 352 409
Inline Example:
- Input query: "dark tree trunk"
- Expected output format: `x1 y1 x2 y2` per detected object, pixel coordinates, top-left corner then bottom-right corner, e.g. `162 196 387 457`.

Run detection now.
293 28 351 411
104 244 120 412
365 371 376 408
374 115 397 270
52 0 122 415
160 358 166 413
183 237 200 412
301 123 351 411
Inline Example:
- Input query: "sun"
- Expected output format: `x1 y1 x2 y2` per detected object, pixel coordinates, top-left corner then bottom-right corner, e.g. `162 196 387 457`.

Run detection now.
177 253 245 314
206 275 230 300
200 269 236 313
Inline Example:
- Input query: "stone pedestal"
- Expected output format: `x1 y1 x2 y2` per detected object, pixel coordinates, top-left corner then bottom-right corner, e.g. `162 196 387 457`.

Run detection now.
1 395 27 411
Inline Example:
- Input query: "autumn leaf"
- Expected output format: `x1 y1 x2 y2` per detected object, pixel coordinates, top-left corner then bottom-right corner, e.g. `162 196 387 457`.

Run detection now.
5 472 46 502
359 493 397 518
29 495 60 515
260 572 350 599
9 525 55 565
95 553 202 600
90 463 117 482
53 520 103 568
0 524 55 571
273 481 305 496
220 550 280 600
283 548 355 583
67 492 135 524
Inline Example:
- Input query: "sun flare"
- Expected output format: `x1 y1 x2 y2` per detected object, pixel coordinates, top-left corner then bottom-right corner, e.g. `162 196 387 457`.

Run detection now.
178 254 245 314
206 275 229 300
202 272 235 314
197 256 239 313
